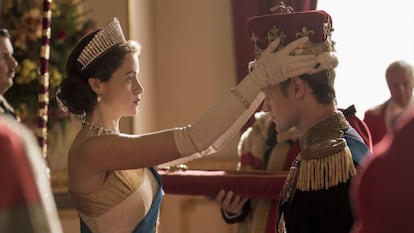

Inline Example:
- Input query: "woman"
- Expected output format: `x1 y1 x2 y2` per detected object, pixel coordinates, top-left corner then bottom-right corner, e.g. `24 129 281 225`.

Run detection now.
57 17 317 233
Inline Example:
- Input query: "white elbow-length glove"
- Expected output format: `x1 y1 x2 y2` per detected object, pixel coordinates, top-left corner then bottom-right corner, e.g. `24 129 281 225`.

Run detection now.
171 36 317 164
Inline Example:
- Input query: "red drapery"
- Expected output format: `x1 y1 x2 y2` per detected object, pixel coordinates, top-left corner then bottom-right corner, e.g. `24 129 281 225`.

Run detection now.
231 0 317 129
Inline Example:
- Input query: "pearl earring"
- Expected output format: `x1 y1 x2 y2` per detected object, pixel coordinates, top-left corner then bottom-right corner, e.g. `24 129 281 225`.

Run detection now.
97 93 102 103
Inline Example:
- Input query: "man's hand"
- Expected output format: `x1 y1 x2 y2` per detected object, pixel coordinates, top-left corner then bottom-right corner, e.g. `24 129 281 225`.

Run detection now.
216 189 249 215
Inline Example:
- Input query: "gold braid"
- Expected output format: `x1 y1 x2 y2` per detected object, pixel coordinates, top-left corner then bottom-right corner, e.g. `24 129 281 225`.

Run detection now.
296 111 356 191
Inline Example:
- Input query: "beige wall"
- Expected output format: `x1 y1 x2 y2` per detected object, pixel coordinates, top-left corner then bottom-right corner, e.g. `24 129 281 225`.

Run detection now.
152 0 239 161
82 0 130 32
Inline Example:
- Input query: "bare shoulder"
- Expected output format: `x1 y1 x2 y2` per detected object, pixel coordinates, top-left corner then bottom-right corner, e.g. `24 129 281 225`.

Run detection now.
66 130 110 172
67 131 109 193
67 130 92 162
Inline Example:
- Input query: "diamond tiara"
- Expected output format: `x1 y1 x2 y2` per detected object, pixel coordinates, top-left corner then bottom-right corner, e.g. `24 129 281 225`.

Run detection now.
77 18 126 71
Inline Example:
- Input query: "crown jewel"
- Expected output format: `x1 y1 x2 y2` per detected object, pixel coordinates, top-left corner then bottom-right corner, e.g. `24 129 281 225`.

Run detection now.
77 18 126 70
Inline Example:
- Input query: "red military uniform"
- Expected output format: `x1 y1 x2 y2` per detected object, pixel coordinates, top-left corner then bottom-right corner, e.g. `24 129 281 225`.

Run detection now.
0 116 62 233
364 98 414 146
363 101 389 146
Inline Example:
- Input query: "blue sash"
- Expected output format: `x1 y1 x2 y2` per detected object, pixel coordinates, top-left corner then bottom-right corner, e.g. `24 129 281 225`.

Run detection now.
80 167 163 233
344 127 369 164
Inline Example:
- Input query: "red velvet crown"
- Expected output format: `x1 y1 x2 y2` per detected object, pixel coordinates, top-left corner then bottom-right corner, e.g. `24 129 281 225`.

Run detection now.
247 10 334 59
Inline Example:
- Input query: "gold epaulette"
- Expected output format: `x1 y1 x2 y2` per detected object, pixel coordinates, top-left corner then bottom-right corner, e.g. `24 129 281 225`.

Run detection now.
296 139 356 191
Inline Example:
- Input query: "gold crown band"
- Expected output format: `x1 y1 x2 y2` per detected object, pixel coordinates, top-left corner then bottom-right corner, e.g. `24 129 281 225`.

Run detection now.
291 41 334 56
77 18 126 71
252 23 334 59
253 40 334 59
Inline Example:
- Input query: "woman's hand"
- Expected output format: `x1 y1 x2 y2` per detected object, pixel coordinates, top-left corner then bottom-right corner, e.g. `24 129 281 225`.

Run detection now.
250 36 318 88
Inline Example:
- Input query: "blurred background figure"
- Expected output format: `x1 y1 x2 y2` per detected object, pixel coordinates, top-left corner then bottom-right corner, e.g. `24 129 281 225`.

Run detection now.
0 26 61 232
0 28 19 120
351 107 414 233
0 115 63 233
363 60 414 146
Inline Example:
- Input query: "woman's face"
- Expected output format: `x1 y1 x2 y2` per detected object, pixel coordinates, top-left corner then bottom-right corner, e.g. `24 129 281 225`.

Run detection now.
100 53 143 117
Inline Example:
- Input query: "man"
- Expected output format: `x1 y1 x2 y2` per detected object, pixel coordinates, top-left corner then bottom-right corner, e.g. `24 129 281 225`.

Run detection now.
0 28 62 232
0 28 19 120
364 60 414 146
217 106 371 233
217 10 368 233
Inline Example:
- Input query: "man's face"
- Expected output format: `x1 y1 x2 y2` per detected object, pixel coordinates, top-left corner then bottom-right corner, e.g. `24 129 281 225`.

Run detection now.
386 67 414 108
0 37 18 95
262 83 298 133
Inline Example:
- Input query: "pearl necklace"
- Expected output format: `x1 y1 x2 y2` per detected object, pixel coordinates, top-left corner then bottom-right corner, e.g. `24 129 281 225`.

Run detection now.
81 119 116 135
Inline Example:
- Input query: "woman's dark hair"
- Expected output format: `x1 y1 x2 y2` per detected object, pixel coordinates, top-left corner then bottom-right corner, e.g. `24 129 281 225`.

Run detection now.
0 28 11 38
57 30 141 114
279 69 336 104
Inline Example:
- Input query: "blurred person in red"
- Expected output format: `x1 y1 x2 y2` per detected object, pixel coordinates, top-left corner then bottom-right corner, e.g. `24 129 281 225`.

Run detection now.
351 107 414 233
0 115 63 232
363 60 414 146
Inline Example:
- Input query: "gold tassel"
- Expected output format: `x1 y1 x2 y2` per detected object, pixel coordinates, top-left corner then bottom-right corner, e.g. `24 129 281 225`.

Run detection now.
296 147 356 191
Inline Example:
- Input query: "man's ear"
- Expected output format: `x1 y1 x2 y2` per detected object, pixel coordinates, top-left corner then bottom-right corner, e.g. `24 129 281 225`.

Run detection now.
291 77 305 98
88 78 101 94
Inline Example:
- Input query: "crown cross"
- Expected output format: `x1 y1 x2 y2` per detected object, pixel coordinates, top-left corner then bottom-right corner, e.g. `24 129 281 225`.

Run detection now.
323 21 333 39
266 26 286 44
270 1 294 13
296 26 315 38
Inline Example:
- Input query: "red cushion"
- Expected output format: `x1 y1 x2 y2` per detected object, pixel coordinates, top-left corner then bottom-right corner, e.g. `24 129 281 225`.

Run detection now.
159 169 288 199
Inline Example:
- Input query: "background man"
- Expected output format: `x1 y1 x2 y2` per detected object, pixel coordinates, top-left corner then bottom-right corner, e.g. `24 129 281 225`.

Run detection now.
364 60 414 146
0 28 19 120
